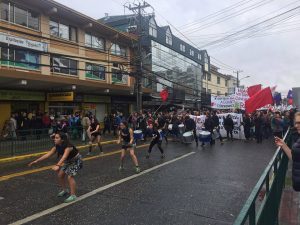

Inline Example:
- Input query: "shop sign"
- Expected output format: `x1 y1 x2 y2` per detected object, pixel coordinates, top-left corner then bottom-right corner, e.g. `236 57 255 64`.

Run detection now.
0 32 48 52
84 95 111 103
0 90 44 101
47 92 74 102
82 103 97 110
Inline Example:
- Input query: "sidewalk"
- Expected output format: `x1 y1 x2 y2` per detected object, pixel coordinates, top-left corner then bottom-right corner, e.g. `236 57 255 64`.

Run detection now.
279 164 300 225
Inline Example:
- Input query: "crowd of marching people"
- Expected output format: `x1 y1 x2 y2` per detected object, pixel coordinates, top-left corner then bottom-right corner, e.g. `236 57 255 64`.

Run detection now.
23 107 297 203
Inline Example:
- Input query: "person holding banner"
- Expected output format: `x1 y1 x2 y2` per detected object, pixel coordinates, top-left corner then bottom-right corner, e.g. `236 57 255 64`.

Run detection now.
212 111 223 144
224 114 234 141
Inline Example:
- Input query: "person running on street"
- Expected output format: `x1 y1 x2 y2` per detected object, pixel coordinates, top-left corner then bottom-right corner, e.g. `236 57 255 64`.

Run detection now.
118 122 140 173
87 117 103 155
28 132 82 203
146 123 165 159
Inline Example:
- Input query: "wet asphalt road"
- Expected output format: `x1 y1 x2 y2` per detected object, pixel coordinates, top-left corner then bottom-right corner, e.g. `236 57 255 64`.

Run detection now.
0 139 277 225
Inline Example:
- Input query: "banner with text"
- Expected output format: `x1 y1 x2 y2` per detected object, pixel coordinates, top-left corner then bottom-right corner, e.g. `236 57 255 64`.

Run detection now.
211 88 249 110
190 113 245 139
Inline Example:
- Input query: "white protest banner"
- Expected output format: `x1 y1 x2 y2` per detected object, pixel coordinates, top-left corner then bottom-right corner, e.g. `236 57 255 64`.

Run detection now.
218 113 245 140
189 115 206 134
190 113 245 139
211 88 249 110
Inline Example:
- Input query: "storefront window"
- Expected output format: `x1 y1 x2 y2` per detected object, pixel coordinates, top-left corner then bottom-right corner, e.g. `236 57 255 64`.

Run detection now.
14 5 27 27
111 43 127 57
50 20 77 41
0 2 9 21
86 63 105 80
50 56 78 76
112 69 128 84
50 21 59 36
0 47 40 70
59 23 69 40
0 2 39 30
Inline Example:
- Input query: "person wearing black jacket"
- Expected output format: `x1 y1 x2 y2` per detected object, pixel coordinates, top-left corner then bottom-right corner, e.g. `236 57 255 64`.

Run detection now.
146 123 165 159
102 114 111 135
212 111 223 144
224 114 234 141
184 115 198 146
203 113 215 146
243 114 252 141
254 112 264 143
275 112 300 191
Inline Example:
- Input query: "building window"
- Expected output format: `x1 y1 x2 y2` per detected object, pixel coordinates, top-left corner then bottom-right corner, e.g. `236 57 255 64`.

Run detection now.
202 74 206 80
190 49 194 56
50 20 77 41
207 73 211 81
86 63 105 80
180 44 185 52
208 89 211 94
85 33 105 50
112 68 128 84
50 56 77 76
217 77 220 84
111 43 127 57
0 2 39 30
197 54 201 60
225 80 228 86
166 28 172 45
149 17 157 38
0 47 40 70
217 91 221 95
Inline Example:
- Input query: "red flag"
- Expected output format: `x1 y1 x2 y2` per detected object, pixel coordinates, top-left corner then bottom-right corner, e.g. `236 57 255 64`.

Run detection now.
247 84 261 97
245 87 274 113
288 98 293 105
160 89 168 102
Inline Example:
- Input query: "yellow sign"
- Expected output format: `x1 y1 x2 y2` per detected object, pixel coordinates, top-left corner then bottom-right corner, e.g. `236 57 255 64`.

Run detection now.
47 92 74 102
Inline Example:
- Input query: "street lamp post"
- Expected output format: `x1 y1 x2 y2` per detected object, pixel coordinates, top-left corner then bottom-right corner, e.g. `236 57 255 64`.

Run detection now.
238 75 250 88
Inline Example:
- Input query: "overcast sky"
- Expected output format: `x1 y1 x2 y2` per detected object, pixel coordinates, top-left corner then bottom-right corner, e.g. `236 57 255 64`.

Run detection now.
56 0 300 95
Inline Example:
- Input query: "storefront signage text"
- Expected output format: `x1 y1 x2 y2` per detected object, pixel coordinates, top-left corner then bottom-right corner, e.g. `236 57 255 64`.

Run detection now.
0 32 48 52
47 92 74 102
0 90 45 101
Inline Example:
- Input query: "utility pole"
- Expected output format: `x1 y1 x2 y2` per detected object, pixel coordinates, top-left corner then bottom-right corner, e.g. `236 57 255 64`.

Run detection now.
126 1 151 113
234 70 243 88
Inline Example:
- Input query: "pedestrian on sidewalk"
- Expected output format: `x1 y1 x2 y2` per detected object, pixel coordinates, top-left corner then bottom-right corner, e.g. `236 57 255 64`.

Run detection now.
146 123 165 159
275 112 300 191
87 117 103 155
28 132 82 203
81 113 90 142
102 114 111 135
118 122 140 173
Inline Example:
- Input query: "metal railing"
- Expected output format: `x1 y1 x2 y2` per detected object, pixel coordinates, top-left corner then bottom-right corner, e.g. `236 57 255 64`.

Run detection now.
0 126 85 157
233 129 291 225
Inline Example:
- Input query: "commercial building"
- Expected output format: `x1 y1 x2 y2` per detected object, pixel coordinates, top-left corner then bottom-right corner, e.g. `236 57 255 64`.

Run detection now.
101 14 211 109
203 65 228 96
0 0 151 130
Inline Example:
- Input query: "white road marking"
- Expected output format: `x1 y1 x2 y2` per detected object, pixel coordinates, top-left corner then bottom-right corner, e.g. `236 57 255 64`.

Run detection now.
0 196 4 200
9 152 195 225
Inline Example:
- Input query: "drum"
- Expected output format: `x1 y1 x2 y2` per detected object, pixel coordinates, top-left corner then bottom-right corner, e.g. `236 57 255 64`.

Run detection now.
168 124 173 131
212 129 220 140
179 124 185 134
182 131 194 143
198 131 211 143
133 130 143 140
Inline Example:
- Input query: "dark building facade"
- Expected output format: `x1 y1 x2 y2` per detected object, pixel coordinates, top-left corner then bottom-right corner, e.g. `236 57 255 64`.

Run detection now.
100 14 211 109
